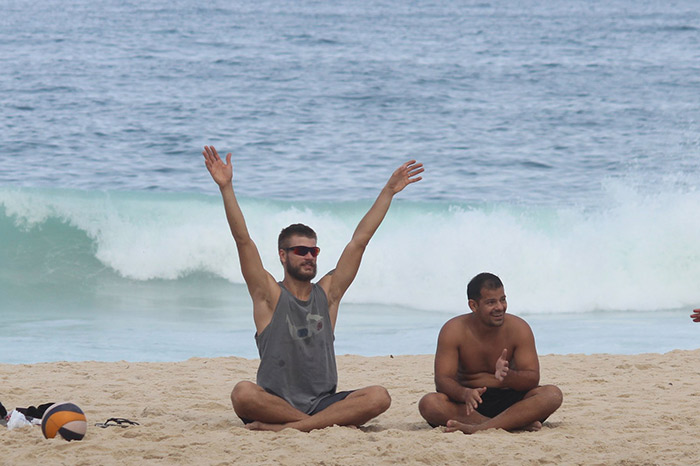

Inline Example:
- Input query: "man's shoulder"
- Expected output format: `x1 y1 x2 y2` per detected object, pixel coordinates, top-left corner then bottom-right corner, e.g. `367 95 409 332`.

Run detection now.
505 313 529 324
442 313 470 327
439 314 471 337
504 314 535 342
504 314 532 329
311 281 329 299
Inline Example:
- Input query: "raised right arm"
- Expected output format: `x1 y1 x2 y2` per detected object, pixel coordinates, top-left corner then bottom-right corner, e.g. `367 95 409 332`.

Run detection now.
202 146 279 331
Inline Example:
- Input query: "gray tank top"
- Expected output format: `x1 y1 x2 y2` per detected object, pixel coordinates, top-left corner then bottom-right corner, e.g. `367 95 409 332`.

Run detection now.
255 282 338 414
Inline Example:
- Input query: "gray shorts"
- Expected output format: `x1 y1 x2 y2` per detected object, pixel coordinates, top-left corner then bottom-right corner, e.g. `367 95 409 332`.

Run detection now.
239 390 355 425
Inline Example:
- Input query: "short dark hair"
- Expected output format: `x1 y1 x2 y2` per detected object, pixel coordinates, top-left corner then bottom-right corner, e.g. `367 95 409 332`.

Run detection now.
467 272 504 301
278 223 317 250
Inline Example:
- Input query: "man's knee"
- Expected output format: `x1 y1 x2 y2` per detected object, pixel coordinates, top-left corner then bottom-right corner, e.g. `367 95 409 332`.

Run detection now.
231 381 259 408
364 385 392 415
418 392 448 421
541 384 563 410
528 384 563 413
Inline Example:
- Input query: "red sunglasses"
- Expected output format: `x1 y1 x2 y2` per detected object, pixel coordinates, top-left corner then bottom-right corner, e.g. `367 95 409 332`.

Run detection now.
284 246 320 257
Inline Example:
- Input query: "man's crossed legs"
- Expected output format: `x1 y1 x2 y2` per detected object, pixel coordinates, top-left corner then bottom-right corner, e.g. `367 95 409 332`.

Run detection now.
231 381 391 432
418 385 562 434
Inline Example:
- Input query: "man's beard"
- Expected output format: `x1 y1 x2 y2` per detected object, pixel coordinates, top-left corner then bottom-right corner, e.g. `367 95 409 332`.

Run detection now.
286 260 317 281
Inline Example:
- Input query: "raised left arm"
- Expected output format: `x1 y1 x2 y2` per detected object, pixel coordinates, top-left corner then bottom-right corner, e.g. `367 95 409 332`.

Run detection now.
319 160 423 322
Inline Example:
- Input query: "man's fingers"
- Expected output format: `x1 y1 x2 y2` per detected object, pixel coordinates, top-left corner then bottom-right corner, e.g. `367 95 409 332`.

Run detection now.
496 366 508 380
203 145 221 161
203 146 231 167
408 167 424 182
466 398 478 415
402 161 424 177
202 145 216 161
407 165 424 177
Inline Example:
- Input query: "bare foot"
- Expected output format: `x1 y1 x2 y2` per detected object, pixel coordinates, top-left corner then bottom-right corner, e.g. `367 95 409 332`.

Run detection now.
245 421 360 432
445 419 479 434
445 419 543 434
519 421 542 432
245 421 287 432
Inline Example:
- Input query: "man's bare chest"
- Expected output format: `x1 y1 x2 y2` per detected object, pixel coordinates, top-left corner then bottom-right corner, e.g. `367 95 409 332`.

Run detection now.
458 335 510 373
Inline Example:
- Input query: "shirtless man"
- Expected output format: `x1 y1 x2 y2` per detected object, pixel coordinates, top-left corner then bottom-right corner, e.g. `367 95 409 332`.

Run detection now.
418 272 562 434
202 145 423 432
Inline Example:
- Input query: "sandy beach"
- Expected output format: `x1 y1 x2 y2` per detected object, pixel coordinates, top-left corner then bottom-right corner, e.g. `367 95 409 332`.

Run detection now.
1 350 699 465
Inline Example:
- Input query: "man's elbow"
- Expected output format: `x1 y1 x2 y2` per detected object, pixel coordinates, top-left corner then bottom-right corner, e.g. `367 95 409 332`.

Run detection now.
507 371 539 391
530 372 540 387
348 237 369 252
523 374 540 391
434 376 454 394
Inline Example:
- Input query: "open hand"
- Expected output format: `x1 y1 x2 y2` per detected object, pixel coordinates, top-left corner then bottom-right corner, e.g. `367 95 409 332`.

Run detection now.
202 145 233 188
385 160 424 194
463 387 487 416
495 348 509 381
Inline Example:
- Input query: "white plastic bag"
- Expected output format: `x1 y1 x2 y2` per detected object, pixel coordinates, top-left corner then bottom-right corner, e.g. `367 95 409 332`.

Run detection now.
7 410 32 430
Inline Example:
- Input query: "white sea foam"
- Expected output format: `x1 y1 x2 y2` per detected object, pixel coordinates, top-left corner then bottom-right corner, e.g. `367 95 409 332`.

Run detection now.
3 182 699 315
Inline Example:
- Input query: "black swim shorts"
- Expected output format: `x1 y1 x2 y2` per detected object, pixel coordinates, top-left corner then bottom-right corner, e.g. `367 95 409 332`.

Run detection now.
475 388 527 418
239 390 355 425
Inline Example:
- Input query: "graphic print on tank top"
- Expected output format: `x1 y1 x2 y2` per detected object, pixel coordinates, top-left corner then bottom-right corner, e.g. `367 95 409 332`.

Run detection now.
286 312 324 340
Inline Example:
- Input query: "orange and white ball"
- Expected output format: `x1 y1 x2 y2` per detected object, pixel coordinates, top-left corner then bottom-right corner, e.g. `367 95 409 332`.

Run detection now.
41 402 87 441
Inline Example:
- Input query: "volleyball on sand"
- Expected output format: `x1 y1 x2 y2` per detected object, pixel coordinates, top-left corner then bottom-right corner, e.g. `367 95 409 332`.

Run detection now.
41 402 87 441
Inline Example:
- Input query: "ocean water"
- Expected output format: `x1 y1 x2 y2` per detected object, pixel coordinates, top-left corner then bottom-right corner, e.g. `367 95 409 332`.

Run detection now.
1 0 699 363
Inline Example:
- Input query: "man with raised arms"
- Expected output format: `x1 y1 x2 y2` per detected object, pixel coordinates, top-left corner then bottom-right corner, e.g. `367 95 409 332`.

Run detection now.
418 272 562 434
202 145 423 432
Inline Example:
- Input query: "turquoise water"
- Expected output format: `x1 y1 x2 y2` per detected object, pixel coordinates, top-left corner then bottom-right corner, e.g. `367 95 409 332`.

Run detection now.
1 0 699 362
2 187 698 362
